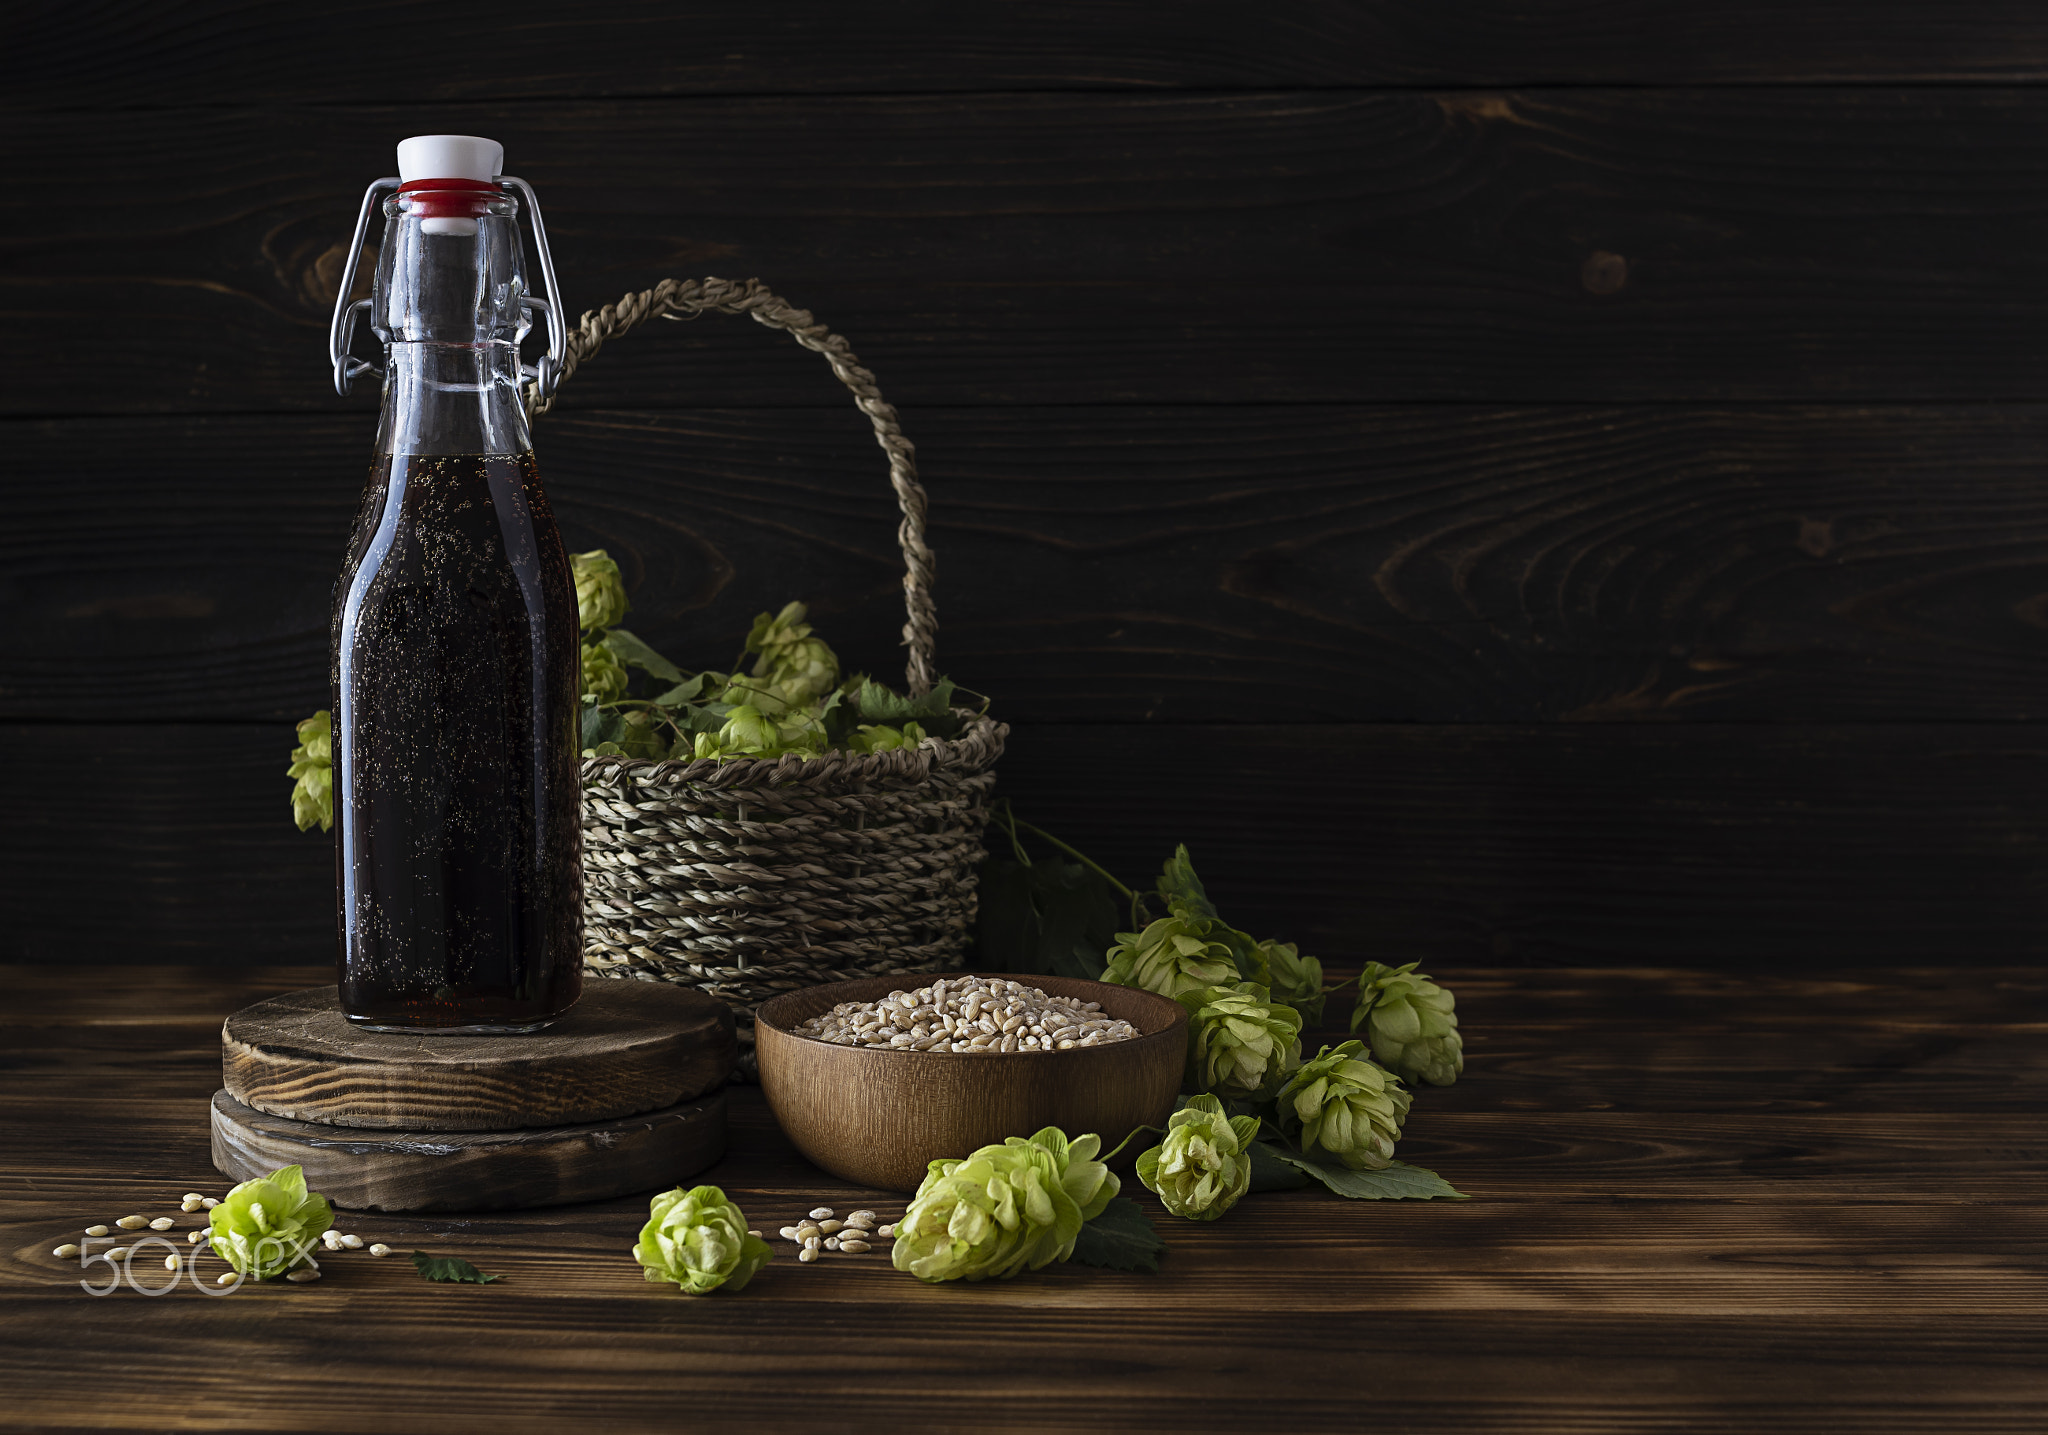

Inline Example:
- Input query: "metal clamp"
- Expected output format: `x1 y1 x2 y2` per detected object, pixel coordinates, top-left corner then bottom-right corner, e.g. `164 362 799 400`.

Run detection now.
329 177 399 397
328 174 569 403
500 176 568 403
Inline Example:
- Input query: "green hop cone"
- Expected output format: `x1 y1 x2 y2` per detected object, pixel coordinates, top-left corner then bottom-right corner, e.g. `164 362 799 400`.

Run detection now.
716 673 792 718
717 703 783 756
1182 982 1303 1100
206 1164 334 1280
690 729 736 762
571 549 630 632
286 711 333 833
1136 1094 1261 1221
743 600 811 662
891 1127 1118 1283
633 1184 773 1295
745 601 841 707
1101 916 1240 1003
580 640 629 702
764 638 839 707
1274 1040 1412 1170
776 705 836 756
1257 939 1325 1023
847 721 926 755
1351 961 1464 1087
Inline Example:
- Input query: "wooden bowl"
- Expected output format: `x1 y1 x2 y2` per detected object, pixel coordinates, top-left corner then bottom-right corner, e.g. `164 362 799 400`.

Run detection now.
754 973 1187 1193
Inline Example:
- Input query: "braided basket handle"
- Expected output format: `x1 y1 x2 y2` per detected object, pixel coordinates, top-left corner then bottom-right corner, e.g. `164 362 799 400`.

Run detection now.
526 277 937 697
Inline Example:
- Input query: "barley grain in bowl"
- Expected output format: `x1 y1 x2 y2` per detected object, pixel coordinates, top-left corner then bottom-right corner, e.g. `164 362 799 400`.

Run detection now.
756 973 1186 1192
793 976 1143 1053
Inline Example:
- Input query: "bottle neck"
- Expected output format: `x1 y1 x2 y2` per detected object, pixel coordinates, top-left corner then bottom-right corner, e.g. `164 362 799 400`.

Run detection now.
371 191 533 457
376 342 531 457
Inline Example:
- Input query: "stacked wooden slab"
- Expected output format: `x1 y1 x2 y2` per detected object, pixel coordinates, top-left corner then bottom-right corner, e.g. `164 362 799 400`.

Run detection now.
212 983 734 1212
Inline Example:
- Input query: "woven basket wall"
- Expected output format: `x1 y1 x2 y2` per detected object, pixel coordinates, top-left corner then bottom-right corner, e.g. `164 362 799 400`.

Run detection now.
529 278 1007 1072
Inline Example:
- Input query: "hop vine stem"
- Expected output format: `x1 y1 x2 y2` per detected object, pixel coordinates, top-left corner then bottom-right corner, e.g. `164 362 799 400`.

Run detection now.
1013 819 1136 901
996 804 1154 928
1102 1124 1166 1163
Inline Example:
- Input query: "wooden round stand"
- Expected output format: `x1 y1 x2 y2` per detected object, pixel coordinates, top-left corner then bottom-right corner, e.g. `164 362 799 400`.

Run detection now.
212 982 734 1212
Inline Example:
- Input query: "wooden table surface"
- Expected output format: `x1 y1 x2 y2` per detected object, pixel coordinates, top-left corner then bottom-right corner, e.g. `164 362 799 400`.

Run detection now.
4 964 2044 1432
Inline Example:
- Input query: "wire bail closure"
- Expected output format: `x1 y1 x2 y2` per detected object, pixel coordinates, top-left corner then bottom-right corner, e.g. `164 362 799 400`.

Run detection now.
327 175 568 406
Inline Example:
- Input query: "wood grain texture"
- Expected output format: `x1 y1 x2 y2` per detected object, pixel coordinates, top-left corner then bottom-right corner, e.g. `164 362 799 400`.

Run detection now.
5 722 2040 967
15 964 2042 1042
12 90 2048 414
2 966 2044 1431
12 1 2048 101
210 1089 728 1214
24 1089 2048 1209
222 983 734 1131
19 968 2048 1115
753 974 1185 1191
10 405 2048 726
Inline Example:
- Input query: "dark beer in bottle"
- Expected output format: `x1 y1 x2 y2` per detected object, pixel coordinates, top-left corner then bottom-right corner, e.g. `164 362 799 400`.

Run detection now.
330 135 581 1031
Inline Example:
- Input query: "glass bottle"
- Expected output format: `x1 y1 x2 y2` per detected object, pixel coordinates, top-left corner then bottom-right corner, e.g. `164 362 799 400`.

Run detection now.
329 137 582 1031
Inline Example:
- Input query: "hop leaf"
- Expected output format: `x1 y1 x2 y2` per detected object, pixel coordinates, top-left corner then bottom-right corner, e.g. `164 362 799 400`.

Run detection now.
851 675 965 740
1271 1152 1467 1201
1181 982 1303 1101
891 1127 1118 1283
571 549 631 633
206 1165 333 1280
1136 1094 1262 1222
580 640 629 703
1351 961 1464 1087
1272 1040 1412 1171
1101 916 1240 1003
633 1185 773 1295
286 711 333 834
1066 1195 1168 1272
612 706 672 760
602 628 685 685
410 1252 502 1284
1257 939 1325 1023
973 838 1122 983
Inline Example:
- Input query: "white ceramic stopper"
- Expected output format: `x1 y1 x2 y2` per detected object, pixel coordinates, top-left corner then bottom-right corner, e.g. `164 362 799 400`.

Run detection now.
396 134 503 236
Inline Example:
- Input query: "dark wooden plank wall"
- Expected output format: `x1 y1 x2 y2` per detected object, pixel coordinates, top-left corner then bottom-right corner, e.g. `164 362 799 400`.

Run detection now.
3 6 2044 966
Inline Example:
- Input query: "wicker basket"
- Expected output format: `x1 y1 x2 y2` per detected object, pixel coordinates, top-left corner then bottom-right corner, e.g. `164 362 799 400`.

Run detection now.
530 278 1008 1072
